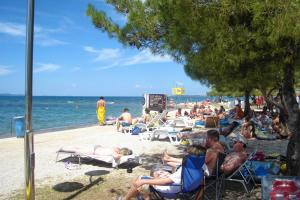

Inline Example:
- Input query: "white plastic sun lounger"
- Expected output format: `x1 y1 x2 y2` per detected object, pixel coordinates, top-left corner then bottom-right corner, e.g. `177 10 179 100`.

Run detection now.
56 146 137 168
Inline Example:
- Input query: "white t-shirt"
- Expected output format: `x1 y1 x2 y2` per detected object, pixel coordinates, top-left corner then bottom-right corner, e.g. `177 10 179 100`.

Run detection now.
154 167 182 193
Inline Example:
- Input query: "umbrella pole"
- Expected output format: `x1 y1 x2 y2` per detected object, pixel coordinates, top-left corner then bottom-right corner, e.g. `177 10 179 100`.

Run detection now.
24 0 35 199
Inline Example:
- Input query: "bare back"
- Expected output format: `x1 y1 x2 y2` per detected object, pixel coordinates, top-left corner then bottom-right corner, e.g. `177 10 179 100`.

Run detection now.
120 112 132 124
205 142 224 175
97 99 105 108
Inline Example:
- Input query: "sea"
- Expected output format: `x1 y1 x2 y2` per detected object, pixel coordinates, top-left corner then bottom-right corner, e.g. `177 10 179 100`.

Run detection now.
0 95 210 138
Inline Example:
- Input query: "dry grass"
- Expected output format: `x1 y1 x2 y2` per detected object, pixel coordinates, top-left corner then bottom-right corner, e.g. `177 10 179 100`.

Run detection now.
9 167 148 200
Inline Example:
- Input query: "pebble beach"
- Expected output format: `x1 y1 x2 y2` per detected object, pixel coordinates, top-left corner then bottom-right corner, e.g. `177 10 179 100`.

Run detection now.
0 124 289 199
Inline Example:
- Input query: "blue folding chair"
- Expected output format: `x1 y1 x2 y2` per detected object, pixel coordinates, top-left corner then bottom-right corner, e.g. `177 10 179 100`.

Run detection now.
150 154 205 200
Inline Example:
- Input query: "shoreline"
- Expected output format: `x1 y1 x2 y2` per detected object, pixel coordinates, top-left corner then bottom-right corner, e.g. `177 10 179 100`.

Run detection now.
0 122 99 140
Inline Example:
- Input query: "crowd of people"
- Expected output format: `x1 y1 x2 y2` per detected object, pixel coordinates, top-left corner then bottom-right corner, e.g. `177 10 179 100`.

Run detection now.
94 96 293 199
117 130 248 200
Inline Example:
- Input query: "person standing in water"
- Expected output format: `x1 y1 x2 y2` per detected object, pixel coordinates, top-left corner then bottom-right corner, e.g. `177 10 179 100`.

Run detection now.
96 96 106 126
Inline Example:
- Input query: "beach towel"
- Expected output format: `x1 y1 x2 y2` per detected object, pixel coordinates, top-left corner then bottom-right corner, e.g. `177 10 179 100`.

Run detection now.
256 129 277 140
97 106 105 125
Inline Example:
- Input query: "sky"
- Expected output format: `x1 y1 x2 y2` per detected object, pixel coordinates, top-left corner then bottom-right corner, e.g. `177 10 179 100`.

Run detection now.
0 0 208 96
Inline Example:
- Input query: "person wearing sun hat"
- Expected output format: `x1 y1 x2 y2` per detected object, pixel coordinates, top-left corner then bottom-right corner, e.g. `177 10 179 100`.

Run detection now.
220 135 248 174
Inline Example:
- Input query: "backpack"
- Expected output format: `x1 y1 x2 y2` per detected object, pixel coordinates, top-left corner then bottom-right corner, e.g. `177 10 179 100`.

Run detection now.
131 126 142 135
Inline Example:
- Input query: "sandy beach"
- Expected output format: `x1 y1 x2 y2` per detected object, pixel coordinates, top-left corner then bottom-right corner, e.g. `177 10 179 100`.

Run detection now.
0 124 288 200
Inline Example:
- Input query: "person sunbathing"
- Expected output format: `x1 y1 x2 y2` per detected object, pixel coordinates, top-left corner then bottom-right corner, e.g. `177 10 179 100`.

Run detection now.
205 130 225 175
175 108 182 118
189 105 198 119
133 108 152 124
234 104 244 120
178 130 225 175
117 145 205 200
271 112 288 139
116 108 133 131
93 146 133 160
220 139 247 174
240 116 256 139
178 120 238 139
177 130 206 140
204 105 213 115
219 121 240 137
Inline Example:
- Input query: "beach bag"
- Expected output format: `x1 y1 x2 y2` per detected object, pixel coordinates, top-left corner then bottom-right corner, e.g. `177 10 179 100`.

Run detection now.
131 126 142 135
252 151 265 161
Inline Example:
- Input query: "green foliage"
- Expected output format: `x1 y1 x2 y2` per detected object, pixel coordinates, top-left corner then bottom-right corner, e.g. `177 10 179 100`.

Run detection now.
86 0 300 97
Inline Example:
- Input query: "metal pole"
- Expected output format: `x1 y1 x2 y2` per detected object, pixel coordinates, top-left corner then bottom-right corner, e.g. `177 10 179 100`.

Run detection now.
24 0 35 199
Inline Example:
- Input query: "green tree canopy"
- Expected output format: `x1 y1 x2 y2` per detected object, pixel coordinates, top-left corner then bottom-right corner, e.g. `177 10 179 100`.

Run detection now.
87 0 300 175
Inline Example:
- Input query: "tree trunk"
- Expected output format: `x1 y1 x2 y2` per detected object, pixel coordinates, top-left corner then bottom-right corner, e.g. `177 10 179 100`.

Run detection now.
282 64 300 176
244 89 250 116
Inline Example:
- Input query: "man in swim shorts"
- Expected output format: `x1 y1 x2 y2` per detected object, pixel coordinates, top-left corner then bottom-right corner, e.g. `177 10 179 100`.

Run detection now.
116 108 133 131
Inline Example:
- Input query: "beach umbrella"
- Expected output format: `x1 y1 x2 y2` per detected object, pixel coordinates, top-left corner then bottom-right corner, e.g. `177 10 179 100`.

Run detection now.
24 0 35 199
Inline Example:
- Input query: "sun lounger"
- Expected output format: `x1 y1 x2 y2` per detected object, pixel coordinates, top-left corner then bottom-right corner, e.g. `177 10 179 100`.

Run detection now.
167 117 194 129
56 145 137 168
140 127 180 144
122 110 168 134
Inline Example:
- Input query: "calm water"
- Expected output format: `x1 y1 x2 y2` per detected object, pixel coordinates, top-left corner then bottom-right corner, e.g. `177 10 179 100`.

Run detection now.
0 95 208 138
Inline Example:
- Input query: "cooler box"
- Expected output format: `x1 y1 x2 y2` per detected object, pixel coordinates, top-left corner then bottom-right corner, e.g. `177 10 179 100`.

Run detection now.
14 116 25 138
262 175 300 200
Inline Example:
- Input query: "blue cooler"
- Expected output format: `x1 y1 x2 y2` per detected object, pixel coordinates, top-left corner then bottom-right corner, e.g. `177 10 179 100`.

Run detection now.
14 116 25 138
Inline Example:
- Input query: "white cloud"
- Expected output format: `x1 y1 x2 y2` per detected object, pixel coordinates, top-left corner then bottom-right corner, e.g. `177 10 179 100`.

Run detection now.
123 50 172 66
0 65 13 76
34 63 61 73
0 21 67 46
0 22 25 36
84 46 121 61
94 49 173 71
36 37 67 46
96 62 119 71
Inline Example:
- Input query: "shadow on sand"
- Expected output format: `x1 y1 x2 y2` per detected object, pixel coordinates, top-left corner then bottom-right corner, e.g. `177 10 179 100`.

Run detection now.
53 170 110 200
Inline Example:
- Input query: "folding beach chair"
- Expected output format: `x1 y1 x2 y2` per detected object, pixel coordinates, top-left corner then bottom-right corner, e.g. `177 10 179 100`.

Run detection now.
204 152 226 200
219 151 256 195
150 154 205 200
